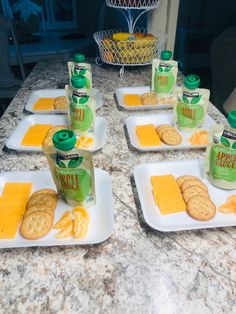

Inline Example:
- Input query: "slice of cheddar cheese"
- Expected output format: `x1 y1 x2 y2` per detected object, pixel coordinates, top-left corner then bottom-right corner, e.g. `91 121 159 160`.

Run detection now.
33 98 55 110
0 182 31 238
0 198 28 238
21 124 52 146
151 175 186 215
28 124 52 133
151 175 180 193
136 124 161 147
3 182 32 198
124 94 143 106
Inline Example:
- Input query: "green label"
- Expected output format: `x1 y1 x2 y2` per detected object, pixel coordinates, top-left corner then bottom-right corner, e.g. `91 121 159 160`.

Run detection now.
176 102 204 128
154 63 175 93
73 66 91 89
70 103 93 132
57 168 91 202
55 152 92 202
210 145 236 182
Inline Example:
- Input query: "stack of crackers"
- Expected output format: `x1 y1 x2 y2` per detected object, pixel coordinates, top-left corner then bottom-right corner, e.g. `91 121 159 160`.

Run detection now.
156 124 182 146
177 175 216 221
42 125 67 147
141 92 158 105
20 189 58 240
53 96 68 110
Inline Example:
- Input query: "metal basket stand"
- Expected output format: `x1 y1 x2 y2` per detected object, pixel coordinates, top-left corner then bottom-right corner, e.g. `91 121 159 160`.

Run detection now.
94 0 165 77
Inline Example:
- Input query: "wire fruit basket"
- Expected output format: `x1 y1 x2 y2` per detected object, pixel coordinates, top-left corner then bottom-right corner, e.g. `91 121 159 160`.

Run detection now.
94 28 165 66
94 0 165 76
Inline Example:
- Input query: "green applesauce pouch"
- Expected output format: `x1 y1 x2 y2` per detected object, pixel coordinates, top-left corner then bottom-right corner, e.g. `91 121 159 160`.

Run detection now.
152 50 178 100
65 76 95 137
205 110 236 190
68 53 92 89
43 129 96 207
174 75 210 132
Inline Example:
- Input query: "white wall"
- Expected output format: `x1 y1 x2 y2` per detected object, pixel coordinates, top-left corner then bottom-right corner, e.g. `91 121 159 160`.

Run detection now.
148 0 179 52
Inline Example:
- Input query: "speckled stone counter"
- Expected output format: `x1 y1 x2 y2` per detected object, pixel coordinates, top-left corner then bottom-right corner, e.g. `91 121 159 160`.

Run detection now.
0 59 235 314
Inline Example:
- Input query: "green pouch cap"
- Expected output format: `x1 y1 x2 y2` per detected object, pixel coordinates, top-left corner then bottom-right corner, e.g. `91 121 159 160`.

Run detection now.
161 50 172 60
184 75 200 89
53 130 76 151
73 53 85 63
71 75 86 89
228 110 236 128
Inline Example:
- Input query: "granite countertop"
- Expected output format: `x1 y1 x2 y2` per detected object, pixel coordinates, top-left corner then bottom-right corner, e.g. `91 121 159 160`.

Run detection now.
0 59 235 314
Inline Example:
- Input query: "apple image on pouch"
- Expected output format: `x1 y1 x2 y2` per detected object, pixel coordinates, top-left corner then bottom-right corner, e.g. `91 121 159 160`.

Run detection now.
155 68 175 94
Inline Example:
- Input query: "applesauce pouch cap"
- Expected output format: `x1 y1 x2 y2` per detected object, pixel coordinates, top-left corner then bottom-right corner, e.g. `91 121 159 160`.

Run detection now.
174 75 210 132
152 50 178 97
68 53 92 89
43 129 96 207
205 110 236 190
65 82 95 137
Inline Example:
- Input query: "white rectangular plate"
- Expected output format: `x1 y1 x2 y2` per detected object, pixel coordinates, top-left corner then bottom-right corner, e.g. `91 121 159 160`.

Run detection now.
0 168 114 248
134 159 236 232
116 86 174 110
6 115 107 152
25 88 103 114
126 113 216 151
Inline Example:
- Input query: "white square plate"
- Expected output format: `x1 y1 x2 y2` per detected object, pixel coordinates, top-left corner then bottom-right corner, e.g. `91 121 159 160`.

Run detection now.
134 159 236 232
6 115 107 152
126 113 216 151
25 88 103 114
116 86 174 110
0 168 114 248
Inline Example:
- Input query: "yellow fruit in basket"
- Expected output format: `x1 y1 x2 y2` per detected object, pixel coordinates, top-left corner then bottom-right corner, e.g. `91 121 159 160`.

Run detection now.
112 32 135 41
53 210 73 229
145 34 155 38
102 37 113 49
105 52 115 62
135 32 145 38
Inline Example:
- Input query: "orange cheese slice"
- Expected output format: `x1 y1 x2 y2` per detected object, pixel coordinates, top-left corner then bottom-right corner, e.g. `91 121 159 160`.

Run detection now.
124 94 143 106
0 182 32 238
136 124 161 147
151 175 181 193
3 182 32 198
0 198 28 238
21 124 52 146
151 175 186 215
28 124 52 133
33 98 55 110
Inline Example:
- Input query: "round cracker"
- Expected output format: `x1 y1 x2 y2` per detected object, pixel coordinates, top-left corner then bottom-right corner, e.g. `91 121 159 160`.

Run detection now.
156 124 173 135
30 189 58 199
161 130 182 145
24 203 55 219
183 185 209 204
27 193 57 210
20 211 53 240
187 196 216 221
54 102 68 110
181 179 208 192
42 135 53 147
47 125 67 135
177 175 200 187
